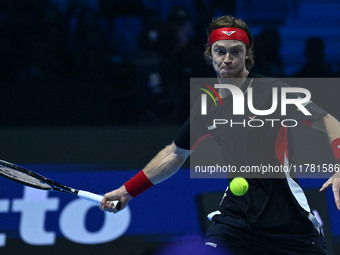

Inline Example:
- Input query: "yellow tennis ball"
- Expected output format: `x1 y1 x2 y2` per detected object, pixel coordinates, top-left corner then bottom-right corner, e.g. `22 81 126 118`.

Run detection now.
230 177 248 196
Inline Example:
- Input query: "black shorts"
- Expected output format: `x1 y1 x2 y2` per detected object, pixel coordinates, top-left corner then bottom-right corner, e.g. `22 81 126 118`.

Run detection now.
205 216 329 255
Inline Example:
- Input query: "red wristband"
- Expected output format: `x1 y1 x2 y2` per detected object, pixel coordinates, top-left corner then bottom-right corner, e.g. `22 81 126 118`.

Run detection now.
124 170 154 197
331 138 340 162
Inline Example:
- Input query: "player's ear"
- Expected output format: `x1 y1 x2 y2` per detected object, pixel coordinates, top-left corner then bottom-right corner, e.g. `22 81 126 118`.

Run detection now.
245 50 249 59
205 53 213 65
245 49 250 59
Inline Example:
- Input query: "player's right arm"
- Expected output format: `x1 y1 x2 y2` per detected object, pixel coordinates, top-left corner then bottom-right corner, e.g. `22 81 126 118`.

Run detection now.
100 141 191 213
312 113 340 210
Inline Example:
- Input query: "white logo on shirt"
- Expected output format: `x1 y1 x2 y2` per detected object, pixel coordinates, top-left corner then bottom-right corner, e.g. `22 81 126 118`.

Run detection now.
205 242 217 248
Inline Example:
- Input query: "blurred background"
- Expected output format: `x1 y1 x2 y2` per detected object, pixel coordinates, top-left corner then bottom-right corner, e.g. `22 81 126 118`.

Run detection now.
0 0 339 125
0 0 339 254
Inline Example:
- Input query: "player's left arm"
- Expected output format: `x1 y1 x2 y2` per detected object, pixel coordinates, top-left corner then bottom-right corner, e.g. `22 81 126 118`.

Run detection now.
312 113 340 210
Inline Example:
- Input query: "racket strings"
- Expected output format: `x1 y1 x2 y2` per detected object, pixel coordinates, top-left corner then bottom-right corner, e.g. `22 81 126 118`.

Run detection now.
0 165 51 189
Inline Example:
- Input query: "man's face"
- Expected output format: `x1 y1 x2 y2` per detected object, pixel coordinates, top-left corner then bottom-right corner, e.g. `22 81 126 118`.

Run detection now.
211 40 248 78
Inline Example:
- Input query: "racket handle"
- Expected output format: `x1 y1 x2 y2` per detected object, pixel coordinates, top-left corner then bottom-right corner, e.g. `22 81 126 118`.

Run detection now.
77 190 120 209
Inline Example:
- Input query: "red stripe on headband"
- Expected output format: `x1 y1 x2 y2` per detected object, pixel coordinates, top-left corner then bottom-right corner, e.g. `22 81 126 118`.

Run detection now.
209 27 249 46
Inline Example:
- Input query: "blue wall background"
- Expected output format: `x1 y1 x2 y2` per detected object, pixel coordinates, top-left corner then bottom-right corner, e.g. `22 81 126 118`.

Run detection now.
1 165 339 254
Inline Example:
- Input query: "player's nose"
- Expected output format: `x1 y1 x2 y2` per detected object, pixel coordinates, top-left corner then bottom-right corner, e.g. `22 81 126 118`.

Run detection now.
223 53 232 64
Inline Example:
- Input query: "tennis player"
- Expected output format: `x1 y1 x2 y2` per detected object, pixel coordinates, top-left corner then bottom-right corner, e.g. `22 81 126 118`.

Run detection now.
101 16 340 254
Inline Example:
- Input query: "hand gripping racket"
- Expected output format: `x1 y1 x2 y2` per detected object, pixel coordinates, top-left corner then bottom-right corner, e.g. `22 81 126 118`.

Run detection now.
0 159 120 210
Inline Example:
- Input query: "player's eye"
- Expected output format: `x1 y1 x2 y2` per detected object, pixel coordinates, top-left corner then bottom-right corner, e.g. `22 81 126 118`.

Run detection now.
214 48 226 55
231 48 240 55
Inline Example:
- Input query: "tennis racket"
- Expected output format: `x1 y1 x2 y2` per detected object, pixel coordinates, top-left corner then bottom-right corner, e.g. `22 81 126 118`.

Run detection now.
0 159 120 209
